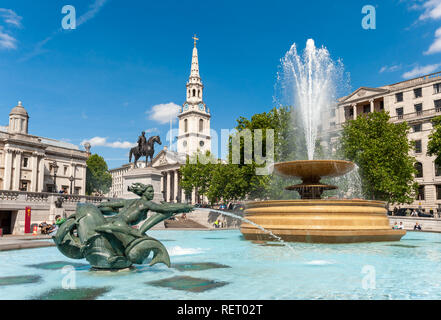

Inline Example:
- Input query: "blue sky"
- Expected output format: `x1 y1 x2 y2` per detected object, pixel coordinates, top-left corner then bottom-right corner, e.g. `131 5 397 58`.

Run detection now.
1 0 441 168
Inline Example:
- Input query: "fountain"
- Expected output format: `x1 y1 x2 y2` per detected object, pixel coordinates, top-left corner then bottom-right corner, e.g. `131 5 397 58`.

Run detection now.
240 159 406 243
240 39 405 243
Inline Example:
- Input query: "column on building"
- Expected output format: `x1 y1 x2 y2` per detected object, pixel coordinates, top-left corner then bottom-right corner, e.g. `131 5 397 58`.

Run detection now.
3 148 13 190
173 169 179 203
81 164 86 195
31 152 38 192
70 162 76 194
166 171 171 202
13 150 22 190
37 156 45 192
160 173 165 201
352 103 357 120
369 99 374 113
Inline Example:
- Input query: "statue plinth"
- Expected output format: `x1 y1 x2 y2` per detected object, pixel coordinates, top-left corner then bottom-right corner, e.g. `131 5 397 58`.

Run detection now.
123 167 163 202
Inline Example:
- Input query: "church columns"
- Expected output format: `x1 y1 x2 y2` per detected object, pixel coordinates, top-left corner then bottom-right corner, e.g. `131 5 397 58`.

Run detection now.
166 171 171 202
173 170 179 203
160 174 165 201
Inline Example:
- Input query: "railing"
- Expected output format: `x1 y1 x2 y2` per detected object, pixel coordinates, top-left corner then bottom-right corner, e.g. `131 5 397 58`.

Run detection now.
0 190 112 203
390 107 441 122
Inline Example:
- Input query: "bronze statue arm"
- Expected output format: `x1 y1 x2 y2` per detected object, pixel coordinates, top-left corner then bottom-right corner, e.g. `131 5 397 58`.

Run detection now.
139 202 194 233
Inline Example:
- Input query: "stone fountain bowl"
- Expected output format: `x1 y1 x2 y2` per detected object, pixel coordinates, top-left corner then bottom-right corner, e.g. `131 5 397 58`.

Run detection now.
274 160 355 181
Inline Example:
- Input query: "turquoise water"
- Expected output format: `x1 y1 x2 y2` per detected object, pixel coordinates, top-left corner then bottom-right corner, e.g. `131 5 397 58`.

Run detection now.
1 230 441 299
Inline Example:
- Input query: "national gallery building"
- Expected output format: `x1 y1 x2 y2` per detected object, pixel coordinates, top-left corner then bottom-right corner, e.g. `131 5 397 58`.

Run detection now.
0 101 89 195
327 71 441 213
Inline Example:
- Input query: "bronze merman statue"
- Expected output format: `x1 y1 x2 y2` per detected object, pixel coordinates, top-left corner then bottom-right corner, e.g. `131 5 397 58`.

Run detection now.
52 183 193 270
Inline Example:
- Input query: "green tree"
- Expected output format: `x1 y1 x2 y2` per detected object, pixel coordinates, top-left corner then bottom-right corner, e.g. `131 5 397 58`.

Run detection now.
427 115 441 166
86 154 112 195
339 111 418 204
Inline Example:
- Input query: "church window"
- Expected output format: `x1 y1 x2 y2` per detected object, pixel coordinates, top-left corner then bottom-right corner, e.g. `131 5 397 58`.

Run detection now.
199 119 203 132
199 141 204 147
198 90 200 97
184 119 188 132
193 89 196 97
23 157 29 168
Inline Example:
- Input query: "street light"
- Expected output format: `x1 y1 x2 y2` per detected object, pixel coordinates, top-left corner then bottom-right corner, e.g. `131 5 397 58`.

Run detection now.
69 176 74 195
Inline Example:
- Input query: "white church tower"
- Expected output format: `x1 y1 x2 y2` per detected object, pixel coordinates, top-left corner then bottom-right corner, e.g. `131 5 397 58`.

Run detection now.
177 35 211 156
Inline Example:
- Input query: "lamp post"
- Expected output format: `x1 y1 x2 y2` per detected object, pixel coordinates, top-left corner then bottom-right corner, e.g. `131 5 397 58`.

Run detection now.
69 175 74 195
50 161 59 193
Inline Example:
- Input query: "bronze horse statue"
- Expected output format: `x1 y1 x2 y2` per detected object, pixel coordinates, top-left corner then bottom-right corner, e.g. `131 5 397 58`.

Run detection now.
129 135 162 167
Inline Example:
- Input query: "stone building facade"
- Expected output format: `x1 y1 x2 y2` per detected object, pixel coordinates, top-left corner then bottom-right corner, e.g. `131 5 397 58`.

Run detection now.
328 71 441 213
0 101 89 195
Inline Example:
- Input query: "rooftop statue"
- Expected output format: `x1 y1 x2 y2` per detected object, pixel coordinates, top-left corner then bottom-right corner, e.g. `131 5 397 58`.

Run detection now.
52 183 193 270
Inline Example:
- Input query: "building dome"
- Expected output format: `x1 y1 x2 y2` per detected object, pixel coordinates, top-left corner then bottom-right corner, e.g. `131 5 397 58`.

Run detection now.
9 101 29 117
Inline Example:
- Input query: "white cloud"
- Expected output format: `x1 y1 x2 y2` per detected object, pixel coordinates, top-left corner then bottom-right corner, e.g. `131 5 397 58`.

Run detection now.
81 137 136 149
0 8 21 50
145 127 158 133
0 27 16 49
418 0 441 21
379 64 402 73
402 63 441 78
425 26 441 54
0 8 22 28
147 102 180 124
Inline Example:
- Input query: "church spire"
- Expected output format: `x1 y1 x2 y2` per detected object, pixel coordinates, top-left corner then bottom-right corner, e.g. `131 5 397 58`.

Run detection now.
190 34 200 79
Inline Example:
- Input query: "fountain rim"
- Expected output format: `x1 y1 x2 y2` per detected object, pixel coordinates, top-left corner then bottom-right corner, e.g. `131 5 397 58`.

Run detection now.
273 159 355 179
245 199 387 208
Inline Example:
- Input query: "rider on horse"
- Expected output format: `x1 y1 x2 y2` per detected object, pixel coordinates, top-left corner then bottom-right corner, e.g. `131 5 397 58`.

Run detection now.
137 131 147 154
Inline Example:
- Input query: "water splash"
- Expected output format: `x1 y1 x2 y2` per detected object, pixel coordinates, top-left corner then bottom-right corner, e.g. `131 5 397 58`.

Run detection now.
198 208 296 254
277 39 349 160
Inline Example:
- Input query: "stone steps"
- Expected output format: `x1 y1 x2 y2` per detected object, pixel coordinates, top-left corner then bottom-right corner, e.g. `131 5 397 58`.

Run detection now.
164 218 207 229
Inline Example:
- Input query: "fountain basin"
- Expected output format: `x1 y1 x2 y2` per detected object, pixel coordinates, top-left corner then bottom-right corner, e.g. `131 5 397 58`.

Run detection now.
241 199 405 243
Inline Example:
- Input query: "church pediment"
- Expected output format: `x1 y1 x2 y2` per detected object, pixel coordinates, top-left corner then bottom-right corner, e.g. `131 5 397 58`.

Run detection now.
340 87 389 104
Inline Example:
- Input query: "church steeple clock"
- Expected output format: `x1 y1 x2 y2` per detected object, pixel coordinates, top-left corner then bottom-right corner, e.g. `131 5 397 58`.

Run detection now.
177 35 211 156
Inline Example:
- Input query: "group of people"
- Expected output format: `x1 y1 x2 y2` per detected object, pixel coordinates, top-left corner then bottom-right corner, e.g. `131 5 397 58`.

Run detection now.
38 215 66 235
392 221 422 231
213 218 225 228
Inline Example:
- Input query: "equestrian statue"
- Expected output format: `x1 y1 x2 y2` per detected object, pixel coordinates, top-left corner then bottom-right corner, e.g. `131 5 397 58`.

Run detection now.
129 132 162 167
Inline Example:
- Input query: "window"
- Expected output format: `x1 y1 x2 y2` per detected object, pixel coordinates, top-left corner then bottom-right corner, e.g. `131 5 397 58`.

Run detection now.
436 163 441 176
192 89 196 97
74 187 81 195
199 119 203 132
417 185 425 200
434 83 441 94
184 119 188 132
437 185 441 200
415 140 422 153
20 181 28 191
379 101 384 110
363 104 370 113
413 123 422 132
330 109 336 117
330 122 336 128
415 162 423 178
414 88 422 98
435 99 441 112
23 157 28 168
396 107 404 119
396 92 403 102
64 166 68 175
199 141 204 147
415 103 423 115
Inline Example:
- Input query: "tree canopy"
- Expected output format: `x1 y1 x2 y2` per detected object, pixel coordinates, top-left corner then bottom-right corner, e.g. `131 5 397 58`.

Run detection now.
339 111 418 204
86 154 112 195
427 115 441 166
